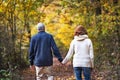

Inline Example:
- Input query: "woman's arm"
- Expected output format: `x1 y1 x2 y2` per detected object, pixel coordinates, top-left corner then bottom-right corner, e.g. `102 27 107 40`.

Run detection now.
62 40 74 64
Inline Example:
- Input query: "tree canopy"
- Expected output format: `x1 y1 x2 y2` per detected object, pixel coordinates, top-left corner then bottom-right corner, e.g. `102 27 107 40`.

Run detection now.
0 0 120 79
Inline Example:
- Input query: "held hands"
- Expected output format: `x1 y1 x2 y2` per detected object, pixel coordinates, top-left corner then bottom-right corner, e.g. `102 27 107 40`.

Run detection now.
30 65 35 71
61 61 71 66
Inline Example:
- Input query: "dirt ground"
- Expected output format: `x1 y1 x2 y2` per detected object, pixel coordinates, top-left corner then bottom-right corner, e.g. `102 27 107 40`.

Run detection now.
20 57 99 80
21 58 75 80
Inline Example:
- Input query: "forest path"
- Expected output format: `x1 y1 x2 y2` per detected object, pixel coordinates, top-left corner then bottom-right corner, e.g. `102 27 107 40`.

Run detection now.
21 58 75 80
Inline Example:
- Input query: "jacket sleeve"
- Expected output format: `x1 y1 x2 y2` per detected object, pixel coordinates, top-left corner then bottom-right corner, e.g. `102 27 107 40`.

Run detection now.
29 37 35 65
62 40 74 64
50 36 63 62
89 39 94 68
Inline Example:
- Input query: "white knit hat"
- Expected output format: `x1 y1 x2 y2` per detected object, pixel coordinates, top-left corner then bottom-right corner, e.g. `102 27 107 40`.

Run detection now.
37 23 45 30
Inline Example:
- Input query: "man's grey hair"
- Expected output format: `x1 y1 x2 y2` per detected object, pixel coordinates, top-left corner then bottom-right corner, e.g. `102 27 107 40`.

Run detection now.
37 23 45 31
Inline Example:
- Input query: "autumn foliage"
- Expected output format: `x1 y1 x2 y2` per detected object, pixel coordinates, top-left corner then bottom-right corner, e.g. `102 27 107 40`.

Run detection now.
0 0 120 80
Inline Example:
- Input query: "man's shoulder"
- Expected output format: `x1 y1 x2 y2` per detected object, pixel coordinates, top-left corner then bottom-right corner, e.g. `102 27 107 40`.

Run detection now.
45 32 51 35
30 34 37 41
32 34 38 38
45 32 53 37
32 32 53 39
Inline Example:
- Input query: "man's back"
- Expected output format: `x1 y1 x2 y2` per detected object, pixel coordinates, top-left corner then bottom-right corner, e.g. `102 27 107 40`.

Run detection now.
29 31 63 67
29 23 63 80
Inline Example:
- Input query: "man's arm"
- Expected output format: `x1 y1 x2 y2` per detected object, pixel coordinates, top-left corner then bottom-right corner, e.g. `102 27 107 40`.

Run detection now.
50 35 63 62
29 37 35 66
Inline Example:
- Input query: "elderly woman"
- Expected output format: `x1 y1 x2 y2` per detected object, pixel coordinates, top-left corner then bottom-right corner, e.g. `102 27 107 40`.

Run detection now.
62 25 94 80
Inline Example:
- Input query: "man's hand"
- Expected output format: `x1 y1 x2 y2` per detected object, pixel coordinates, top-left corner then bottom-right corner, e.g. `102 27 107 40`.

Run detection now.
30 65 35 71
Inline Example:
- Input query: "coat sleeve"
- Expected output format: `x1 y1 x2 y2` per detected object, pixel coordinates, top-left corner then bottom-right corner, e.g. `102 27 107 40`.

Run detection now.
62 40 74 64
29 37 35 65
50 35 63 62
89 39 94 68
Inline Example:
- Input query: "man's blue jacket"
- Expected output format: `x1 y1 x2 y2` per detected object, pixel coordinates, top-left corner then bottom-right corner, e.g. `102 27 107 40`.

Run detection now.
29 31 63 67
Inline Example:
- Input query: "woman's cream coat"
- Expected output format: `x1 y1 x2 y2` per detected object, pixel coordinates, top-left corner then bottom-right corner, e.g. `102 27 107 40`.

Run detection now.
62 35 94 68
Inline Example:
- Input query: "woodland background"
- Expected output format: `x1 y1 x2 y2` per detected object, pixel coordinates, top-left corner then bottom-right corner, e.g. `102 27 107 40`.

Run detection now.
0 0 120 80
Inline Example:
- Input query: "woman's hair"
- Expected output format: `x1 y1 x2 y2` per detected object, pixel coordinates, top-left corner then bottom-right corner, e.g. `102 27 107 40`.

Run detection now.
74 25 88 36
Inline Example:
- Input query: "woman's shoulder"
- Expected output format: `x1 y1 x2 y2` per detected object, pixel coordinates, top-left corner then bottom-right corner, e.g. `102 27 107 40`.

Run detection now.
86 38 92 41
85 38 93 44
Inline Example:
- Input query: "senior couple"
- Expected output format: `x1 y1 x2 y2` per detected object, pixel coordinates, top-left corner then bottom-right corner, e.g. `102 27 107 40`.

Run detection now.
29 23 94 80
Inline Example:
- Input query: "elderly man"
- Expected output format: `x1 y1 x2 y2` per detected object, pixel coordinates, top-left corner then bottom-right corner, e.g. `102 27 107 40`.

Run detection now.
29 23 63 80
